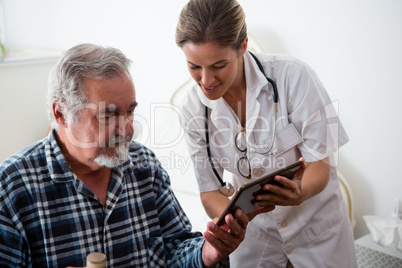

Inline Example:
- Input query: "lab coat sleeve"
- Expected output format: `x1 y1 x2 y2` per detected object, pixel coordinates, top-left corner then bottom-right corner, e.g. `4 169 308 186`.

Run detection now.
281 59 349 162
179 87 224 192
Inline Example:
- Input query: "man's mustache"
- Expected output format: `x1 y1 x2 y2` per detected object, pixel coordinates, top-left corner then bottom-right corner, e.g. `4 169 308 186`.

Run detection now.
106 135 131 148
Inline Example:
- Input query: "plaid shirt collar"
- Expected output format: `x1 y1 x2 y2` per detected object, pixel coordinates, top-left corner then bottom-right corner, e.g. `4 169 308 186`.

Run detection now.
46 129 134 184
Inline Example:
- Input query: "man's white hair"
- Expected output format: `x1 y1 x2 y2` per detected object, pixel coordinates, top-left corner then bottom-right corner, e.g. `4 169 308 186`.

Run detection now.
47 43 132 130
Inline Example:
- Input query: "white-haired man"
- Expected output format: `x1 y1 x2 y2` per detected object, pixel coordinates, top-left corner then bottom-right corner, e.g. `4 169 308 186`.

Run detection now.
0 44 250 267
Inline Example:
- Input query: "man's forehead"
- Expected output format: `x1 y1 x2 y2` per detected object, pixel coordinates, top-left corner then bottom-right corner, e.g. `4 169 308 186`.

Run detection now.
81 75 136 110
98 101 138 112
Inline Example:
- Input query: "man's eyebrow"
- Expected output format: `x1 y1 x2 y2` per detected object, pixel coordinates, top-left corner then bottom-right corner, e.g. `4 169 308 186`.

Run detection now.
99 107 117 114
98 102 137 115
130 101 138 108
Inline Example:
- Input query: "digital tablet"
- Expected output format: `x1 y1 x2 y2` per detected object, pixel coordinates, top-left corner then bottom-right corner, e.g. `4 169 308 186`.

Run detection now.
216 161 303 226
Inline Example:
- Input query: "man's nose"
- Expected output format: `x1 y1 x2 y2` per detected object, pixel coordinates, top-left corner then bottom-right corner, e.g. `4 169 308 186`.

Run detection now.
115 115 133 137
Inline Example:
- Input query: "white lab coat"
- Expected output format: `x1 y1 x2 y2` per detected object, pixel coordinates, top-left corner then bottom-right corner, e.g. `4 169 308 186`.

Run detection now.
180 52 357 267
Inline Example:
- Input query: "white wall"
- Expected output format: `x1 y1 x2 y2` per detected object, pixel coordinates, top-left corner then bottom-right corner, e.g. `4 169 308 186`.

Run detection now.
1 0 401 239
0 58 59 161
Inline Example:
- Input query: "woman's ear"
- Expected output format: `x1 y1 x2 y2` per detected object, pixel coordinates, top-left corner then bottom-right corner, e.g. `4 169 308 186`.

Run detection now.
52 101 66 127
239 37 248 56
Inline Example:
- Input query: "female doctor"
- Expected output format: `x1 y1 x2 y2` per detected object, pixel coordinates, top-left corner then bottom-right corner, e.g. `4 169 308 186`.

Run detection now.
175 0 357 267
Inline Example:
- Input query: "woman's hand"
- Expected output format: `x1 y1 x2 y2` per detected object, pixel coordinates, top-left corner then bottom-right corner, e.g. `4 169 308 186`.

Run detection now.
246 205 276 222
255 157 307 206
252 157 330 207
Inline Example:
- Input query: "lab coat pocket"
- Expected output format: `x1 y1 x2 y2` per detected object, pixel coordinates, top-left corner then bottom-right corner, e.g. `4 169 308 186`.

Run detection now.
304 205 344 243
264 123 302 156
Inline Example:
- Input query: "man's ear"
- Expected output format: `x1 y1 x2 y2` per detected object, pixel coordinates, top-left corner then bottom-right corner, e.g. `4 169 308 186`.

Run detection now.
52 102 67 127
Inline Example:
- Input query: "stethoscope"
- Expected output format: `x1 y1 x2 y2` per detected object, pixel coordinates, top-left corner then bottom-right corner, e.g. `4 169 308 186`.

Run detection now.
204 51 279 196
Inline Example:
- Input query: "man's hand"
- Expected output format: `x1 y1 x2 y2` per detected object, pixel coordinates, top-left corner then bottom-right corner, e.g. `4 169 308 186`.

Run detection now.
201 209 248 267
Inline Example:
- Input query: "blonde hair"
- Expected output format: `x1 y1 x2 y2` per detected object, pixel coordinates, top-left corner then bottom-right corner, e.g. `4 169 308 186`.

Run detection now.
175 0 247 50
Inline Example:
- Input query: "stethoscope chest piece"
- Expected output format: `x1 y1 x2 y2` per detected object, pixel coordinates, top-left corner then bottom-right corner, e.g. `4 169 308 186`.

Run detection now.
219 182 234 197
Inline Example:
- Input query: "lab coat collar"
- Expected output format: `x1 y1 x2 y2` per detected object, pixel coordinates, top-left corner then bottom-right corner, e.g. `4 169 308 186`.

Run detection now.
244 51 270 98
244 52 270 132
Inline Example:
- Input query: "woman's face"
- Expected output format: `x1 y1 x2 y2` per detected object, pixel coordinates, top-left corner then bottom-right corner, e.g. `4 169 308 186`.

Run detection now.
182 41 246 100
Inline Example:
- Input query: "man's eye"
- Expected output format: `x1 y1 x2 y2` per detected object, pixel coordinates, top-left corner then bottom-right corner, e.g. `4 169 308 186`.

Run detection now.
127 110 135 120
99 114 116 124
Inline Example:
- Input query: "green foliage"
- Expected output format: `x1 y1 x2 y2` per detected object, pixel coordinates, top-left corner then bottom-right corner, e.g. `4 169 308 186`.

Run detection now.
0 43 5 58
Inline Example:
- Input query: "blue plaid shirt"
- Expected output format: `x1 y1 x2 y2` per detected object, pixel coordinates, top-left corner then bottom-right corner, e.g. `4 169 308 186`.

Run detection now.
0 130 222 267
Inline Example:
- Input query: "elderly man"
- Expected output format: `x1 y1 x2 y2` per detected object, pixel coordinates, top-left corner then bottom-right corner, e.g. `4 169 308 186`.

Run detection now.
0 44 248 267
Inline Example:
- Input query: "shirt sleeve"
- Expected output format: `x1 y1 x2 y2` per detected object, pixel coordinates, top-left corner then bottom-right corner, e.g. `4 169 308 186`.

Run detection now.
150 148 228 267
179 87 224 192
283 59 349 162
0 167 29 267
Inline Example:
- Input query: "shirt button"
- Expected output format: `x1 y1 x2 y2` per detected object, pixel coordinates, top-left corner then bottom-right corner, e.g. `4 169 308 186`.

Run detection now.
281 221 288 228
285 246 293 255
